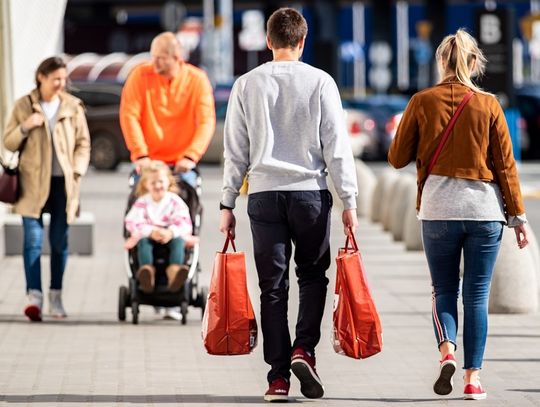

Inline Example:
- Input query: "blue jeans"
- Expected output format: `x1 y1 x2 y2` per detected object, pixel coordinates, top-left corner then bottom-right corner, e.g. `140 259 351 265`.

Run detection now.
131 169 197 188
22 177 69 293
421 220 503 369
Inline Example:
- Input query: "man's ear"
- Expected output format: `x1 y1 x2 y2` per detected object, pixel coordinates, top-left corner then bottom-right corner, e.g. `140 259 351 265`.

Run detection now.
298 36 306 50
266 36 272 50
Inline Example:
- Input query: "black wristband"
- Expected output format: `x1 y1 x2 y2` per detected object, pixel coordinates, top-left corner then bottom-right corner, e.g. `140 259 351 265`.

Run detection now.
220 202 233 210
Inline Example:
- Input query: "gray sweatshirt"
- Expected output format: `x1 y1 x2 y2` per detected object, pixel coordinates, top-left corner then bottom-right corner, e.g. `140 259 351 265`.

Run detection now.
221 61 358 210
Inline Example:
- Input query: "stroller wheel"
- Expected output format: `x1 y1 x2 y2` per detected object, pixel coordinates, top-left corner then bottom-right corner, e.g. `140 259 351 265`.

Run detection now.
132 301 139 325
180 301 188 325
198 286 208 320
118 286 128 321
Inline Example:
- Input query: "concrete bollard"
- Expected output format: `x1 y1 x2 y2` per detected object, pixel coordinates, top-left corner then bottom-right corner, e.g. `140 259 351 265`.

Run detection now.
403 182 423 251
489 224 538 314
519 224 540 303
389 174 416 241
3 212 95 255
371 169 399 224
355 160 376 218
381 177 402 232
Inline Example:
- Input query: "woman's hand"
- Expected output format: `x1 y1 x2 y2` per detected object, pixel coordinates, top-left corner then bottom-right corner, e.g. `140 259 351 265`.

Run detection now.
21 113 44 133
514 224 529 249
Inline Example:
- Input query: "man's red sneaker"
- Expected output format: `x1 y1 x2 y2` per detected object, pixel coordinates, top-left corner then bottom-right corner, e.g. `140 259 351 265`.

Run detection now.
291 347 324 399
264 377 290 402
464 382 487 400
433 354 456 395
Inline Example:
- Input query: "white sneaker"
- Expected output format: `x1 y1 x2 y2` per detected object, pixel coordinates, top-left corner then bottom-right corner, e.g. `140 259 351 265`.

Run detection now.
24 289 43 321
163 307 182 321
48 289 67 318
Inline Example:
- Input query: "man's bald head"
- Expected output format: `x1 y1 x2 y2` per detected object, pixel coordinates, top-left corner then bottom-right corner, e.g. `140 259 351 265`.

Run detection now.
151 32 183 58
150 32 183 78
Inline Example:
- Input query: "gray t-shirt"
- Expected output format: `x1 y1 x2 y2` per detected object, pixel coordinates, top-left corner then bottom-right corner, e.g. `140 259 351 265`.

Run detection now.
222 61 357 210
419 174 526 227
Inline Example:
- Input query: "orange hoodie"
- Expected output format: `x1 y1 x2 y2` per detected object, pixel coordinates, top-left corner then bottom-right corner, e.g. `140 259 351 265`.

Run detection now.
119 62 216 164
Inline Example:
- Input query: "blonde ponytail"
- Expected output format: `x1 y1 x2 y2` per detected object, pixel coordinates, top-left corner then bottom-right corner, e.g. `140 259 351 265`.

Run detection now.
435 28 490 95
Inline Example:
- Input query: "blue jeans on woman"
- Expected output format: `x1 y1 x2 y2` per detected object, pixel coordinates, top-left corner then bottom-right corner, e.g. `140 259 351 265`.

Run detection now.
421 220 503 369
22 177 69 293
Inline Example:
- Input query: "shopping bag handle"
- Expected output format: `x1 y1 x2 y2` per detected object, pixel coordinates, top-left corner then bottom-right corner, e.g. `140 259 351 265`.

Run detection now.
222 231 237 253
344 226 359 252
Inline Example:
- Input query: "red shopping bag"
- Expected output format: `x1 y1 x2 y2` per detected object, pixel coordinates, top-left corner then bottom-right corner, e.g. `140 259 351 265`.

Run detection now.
332 228 382 359
202 233 258 355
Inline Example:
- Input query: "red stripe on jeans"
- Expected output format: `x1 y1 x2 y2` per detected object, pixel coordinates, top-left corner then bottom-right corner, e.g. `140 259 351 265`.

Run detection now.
432 290 444 343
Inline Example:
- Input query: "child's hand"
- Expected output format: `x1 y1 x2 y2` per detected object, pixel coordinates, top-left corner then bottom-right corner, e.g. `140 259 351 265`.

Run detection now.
124 236 139 249
184 235 200 248
159 229 174 244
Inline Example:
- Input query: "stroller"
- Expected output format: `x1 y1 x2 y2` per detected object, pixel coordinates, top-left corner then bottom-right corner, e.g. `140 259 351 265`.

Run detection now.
118 169 207 325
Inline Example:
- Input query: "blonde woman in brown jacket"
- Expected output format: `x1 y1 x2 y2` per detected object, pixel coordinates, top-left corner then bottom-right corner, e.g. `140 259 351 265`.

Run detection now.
388 29 528 401
3 57 90 322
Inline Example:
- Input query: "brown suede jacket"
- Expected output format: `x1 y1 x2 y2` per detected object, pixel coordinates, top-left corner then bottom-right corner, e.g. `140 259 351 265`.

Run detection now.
388 81 525 216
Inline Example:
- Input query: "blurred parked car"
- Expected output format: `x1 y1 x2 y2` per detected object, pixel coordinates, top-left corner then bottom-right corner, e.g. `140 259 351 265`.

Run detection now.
342 94 409 160
515 85 540 159
343 108 378 158
70 81 229 169
69 81 128 170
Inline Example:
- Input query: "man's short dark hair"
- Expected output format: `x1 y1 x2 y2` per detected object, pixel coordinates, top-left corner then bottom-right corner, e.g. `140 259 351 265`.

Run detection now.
267 7 307 49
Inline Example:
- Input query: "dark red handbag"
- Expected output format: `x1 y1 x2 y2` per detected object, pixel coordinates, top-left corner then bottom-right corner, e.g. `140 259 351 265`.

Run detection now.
0 95 32 204
0 165 20 204
333 228 383 359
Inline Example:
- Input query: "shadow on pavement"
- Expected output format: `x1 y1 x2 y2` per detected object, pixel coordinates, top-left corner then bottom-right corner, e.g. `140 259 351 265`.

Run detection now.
0 394 301 404
484 358 540 362
325 397 462 403
508 389 540 393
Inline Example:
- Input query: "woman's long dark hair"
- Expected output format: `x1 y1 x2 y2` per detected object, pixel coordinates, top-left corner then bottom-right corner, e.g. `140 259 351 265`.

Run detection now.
35 56 66 88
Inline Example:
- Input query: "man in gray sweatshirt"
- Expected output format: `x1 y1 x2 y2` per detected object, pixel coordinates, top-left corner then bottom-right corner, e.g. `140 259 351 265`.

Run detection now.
219 7 358 403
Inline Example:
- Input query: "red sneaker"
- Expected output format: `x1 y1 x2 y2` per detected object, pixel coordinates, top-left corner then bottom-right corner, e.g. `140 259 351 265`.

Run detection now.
464 383 487 400
264 377 290 402
24 304 42 322
291 347 324 399
433 354 456 395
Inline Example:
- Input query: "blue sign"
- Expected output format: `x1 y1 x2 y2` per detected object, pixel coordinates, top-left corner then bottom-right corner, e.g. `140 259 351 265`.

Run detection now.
340 41 364 62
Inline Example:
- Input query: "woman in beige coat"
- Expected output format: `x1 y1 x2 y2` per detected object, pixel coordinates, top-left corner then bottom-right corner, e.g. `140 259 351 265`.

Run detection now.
3 56 90 321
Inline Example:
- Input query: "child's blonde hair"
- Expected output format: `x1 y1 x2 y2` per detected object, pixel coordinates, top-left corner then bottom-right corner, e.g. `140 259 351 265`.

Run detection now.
135 160 179 197
435 28 490 95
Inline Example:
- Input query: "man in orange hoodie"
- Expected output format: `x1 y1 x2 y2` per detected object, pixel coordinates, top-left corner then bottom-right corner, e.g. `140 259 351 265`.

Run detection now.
120 32 216 185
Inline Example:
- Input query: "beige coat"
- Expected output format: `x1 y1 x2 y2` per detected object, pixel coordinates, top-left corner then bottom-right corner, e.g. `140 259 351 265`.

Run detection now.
3 89 91 224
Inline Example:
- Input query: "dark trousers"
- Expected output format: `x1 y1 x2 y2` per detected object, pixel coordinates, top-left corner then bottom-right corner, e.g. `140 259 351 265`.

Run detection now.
247 190 332 383
22 176 69 292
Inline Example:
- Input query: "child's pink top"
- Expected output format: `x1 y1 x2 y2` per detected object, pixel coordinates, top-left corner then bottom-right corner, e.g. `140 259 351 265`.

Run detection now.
125 191 192 239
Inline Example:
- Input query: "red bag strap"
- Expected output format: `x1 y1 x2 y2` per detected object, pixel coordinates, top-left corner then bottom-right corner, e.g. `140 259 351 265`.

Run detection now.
221 231 237 253
344 226 359 252
427 90 474 175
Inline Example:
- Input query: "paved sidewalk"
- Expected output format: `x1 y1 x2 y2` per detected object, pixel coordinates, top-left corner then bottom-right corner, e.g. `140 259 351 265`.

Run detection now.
0 165 539 406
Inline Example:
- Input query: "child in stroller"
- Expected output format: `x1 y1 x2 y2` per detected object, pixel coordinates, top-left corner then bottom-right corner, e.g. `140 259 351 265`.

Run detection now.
119 160 207 324
125 160 198 292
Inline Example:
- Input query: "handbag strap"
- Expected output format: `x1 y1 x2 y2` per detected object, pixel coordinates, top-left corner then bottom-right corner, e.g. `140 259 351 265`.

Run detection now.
344 226 359 252
427 90 474 175
221 231 237 253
